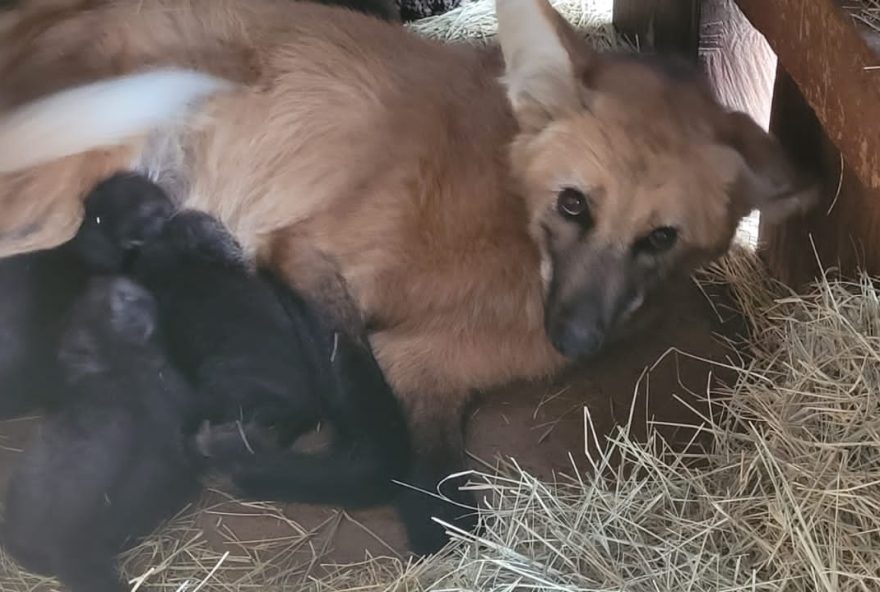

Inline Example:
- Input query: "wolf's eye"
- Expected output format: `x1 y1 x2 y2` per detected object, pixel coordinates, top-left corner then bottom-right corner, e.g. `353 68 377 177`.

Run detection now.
556 188 589 219
636 226 678 254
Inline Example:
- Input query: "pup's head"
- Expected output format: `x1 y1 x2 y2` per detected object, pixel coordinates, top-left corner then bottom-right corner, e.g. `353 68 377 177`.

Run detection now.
71 172 176 272
497 0 818 359
140 209 245 268
59 277 159 377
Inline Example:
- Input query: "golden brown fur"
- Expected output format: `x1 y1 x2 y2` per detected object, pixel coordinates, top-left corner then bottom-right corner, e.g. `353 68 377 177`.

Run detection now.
0 0 818 550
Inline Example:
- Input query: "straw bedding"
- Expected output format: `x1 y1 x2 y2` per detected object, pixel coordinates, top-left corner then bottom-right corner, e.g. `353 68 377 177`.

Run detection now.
5 248 880 590
406 0 627 49
844 0 880 33
305 250 880 591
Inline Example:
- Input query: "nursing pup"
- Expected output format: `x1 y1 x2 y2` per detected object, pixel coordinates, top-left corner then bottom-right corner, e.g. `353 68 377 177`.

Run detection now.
126 208 328 437
1 277 201 592
0 173 174 418
2 171 420 592
86 174 414 511
197 264 413 510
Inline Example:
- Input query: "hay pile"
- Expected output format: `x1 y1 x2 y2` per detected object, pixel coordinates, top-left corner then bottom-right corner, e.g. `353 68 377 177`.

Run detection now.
308 251 880 591
0 490 359 591
407 0 629 49
6 249 878 591
845 0 880 33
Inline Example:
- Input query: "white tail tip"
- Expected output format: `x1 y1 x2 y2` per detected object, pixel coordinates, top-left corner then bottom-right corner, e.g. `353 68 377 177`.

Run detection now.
0 69 233 174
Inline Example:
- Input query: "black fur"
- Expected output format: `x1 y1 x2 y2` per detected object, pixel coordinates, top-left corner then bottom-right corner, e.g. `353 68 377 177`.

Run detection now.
1 277 201 592
0 173 175 419
83 175 415 511
395 432 479 555
198 269 411 507
127 210 327 436
2 170 427 564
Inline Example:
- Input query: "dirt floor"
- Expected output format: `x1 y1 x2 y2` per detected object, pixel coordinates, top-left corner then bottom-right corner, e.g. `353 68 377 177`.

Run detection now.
0 272 744 583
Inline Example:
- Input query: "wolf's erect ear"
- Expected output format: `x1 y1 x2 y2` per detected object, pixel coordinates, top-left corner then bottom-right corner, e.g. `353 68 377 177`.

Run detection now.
496 0 592 132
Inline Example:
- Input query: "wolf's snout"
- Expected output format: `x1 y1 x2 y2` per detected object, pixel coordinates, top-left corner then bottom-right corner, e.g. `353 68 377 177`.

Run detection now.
547 315 606 360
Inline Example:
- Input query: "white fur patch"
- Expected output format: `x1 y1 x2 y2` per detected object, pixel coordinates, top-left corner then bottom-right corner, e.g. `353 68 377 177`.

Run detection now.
0 69 233 174
621 291 645 321
540 252 553 293
132 126 192 205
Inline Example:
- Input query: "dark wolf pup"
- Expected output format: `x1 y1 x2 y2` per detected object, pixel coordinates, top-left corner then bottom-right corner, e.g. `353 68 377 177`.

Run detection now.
2 276 202 592
0 172 174 418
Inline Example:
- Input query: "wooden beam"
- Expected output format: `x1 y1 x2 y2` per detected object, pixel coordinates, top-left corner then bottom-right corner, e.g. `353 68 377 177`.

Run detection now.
613 0 701 60
760 67 880 285
736 0 880 191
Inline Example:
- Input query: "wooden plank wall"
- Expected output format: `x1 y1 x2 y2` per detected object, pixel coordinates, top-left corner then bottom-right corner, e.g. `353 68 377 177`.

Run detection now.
699 0 776 130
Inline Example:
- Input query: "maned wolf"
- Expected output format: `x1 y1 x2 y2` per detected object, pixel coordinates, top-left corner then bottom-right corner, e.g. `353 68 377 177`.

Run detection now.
0 0 817 552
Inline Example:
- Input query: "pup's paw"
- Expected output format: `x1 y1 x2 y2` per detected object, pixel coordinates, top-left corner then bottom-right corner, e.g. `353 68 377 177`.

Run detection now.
396 472 481 556
194 420 276 464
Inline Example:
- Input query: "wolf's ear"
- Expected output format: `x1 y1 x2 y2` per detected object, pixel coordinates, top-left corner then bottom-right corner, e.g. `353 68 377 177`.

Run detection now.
709 112 820 223
496 0 592 132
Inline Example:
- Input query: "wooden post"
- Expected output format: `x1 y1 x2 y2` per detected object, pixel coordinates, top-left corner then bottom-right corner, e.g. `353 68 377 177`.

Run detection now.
730 0 880 283
735 0 880 192
760 68 880 285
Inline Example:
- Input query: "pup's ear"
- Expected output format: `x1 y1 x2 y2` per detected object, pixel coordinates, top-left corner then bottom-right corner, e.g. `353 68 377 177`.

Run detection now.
712 111 820 223
495 0 592 132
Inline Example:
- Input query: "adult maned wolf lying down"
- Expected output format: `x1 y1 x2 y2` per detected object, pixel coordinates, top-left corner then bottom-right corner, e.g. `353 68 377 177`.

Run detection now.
0 0 817 554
